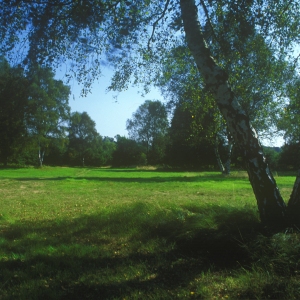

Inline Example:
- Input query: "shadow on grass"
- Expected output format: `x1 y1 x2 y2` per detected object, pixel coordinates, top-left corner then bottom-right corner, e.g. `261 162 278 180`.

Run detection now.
0 203 262 299
3 172 248 184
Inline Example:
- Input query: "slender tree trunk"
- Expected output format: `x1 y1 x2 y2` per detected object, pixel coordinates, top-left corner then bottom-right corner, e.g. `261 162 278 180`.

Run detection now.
214 135 233 175
180 0 287 226
224 136 233 175
214 135 225 174
38 146 42 167
38 142 44 167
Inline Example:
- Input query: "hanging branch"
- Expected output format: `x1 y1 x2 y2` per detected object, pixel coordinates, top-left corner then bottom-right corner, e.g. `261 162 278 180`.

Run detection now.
147 0 171 50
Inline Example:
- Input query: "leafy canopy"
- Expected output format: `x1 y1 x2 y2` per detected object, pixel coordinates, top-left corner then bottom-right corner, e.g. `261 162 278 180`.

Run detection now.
1 0 299 93
126 100 169 147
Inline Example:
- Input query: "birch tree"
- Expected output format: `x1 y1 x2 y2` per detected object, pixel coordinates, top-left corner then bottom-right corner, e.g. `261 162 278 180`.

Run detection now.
26 66 70 167
180 0 291 225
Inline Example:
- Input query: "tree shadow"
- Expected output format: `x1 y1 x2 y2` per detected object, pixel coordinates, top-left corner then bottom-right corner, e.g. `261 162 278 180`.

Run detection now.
4 172 248 184
0 203 262 299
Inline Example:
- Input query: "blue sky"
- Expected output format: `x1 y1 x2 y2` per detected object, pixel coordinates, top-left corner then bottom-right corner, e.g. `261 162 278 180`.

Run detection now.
58 68 165 139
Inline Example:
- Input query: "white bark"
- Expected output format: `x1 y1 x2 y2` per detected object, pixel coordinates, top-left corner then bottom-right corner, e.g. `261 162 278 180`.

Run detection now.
214 135 225 174
224 138 233 175
180 0 286 225
38 145 44 167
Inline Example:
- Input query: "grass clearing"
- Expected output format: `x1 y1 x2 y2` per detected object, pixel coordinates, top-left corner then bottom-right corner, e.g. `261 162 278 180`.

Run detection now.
0 167 299 299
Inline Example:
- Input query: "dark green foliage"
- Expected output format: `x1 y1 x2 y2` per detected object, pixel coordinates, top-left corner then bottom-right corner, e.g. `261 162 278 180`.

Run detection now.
126 100 169 165
278 143 300 170
112 136 147 167
100 137 116 166
67 111 102 166
278 79 300 145
0 59 71 167
26 66 71 166
43 137 69 166
147 134 169 165
0 58 115 167
0 57 28 165
165 101 223 169
263 146 281 170
165 141 216 169
66 113 115 167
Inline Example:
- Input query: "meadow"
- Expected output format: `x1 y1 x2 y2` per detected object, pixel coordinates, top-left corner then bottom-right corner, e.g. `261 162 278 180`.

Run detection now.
1 166 300 299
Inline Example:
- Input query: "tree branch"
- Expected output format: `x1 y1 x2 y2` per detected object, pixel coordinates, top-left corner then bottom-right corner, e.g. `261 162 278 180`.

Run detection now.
147 0 171 50
199 0 219 44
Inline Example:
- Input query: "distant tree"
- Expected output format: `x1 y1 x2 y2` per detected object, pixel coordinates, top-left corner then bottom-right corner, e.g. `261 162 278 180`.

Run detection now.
101 137 116 166
88 134 105 166
166 101 222 169
262 146 280 171
278 79 300 145
0 57 28 165
278 144 300 171
112 135 147 167
276 78 300 171
26 66 70 167
126 100 169 164
44 137 69 166
67 111 101 166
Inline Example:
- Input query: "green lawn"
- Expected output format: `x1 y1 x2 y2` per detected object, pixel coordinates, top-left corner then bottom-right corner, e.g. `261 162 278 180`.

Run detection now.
0 167 299 299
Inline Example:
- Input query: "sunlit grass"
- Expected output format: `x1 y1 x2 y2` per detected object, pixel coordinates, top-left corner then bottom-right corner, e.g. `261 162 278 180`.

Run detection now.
0 167 299 299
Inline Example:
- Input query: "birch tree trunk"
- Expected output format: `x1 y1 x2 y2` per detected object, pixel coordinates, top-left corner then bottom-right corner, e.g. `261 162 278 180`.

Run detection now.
180 0 287 226
224 137 233 175
38 146 44 167
214 138 225 174
38 144 42 167
214 143 225 174
214 135 233 175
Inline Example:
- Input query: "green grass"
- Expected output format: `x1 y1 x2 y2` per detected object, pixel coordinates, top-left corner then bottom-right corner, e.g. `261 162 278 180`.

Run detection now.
0 167 299 299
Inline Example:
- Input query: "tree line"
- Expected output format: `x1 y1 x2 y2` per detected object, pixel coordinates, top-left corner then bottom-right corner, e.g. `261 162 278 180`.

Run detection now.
123 98 298 172
0 57 115 167
0 58 297 171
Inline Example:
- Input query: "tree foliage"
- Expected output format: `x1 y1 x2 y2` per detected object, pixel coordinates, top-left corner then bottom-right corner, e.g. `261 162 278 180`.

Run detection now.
278 79 300 145
26 66 70 166
166 100 219 168
67 111 101 166
278 143 300 170
126 100 169 164
0 59 71 166
112 135 147 167
0 57 29 165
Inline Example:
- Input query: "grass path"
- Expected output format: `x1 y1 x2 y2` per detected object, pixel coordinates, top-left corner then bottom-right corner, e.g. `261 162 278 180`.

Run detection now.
0 167 299 299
